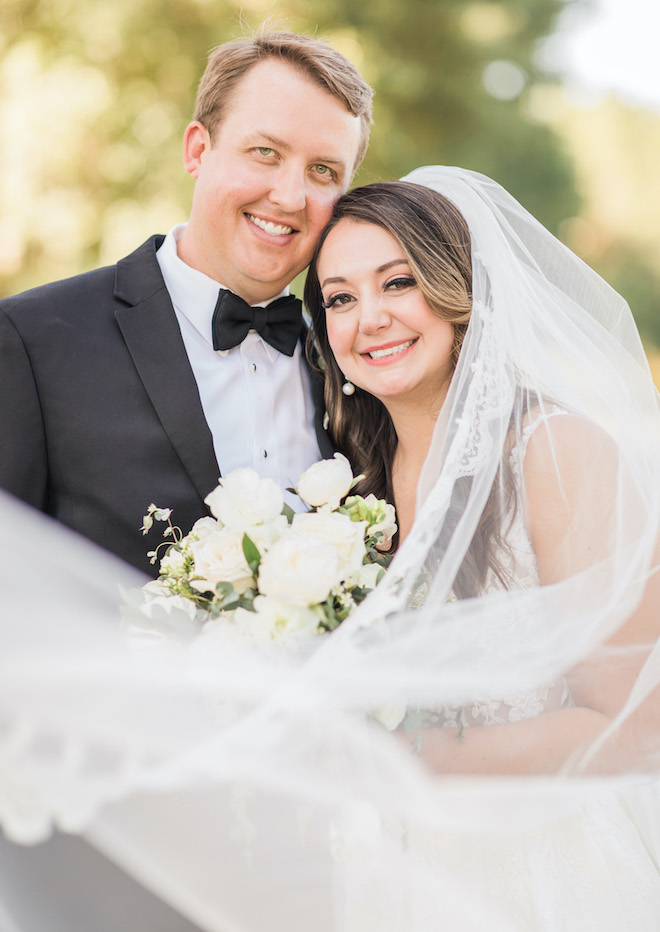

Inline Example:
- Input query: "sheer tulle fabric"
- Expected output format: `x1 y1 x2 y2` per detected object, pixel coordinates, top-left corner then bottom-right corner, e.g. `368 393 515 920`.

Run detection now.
1 167 660 930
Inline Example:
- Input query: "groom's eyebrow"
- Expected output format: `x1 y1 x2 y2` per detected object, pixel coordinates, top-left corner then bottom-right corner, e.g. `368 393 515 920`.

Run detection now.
252 132 347 170
321 260 409 290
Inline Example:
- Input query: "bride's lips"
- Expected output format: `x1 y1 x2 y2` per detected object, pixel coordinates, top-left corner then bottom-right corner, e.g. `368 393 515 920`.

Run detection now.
360 338 418 366
244 212 298 244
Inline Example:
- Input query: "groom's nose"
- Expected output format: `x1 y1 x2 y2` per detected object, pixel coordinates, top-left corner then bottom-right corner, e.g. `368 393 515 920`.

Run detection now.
268 164 307 214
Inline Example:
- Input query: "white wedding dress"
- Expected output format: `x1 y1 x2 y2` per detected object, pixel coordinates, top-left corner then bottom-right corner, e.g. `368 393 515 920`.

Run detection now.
335 411 660 931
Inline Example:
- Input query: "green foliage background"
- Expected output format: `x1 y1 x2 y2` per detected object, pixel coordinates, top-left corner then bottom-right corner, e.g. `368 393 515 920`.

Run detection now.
1 0 659 356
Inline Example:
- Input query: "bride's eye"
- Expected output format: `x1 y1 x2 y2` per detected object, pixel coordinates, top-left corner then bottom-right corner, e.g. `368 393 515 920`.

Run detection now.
385 276 416 291
323 292 354 310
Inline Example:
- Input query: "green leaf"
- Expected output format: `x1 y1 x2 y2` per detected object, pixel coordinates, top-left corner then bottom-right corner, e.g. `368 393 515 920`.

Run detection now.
207 581 239 610
351 585 371 604
242 534 261 573
282 503 295 524
348 474 365 491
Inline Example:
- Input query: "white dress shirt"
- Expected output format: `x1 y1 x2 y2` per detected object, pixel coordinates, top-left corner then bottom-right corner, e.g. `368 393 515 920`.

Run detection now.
156 224 322 508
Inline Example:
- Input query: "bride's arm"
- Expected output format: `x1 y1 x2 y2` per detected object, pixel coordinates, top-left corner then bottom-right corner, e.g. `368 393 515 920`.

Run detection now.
408 415 660 776
524 414 660 717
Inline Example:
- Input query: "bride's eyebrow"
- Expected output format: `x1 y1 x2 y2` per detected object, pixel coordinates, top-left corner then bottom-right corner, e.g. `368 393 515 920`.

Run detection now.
320 259 409 290
320 275 347 288
376 259 409 274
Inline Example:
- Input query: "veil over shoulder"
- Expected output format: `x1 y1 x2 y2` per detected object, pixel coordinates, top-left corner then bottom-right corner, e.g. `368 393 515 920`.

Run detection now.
1 166 660 931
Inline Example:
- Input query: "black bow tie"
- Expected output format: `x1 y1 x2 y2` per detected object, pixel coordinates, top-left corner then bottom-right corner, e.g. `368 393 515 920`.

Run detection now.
211 290 303 357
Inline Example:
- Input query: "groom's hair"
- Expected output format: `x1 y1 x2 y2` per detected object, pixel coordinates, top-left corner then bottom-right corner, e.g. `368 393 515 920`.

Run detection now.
193 28 373 172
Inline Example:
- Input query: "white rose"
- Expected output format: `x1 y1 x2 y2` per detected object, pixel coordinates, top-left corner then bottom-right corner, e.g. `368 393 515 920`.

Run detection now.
242 515 289 554
189 527 255 595
363 495 397 550
140 593 199 621
291 509 367 581
371 702 407 731
353 562 383 590
258 535 340 606
159 548 187 577
142 580 170 598
296 453 354 509
204 468 284 528
189 516 221 540
234 596 320 643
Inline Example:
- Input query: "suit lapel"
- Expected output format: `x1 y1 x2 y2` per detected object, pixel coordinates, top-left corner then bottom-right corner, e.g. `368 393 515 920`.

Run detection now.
114 237 220 501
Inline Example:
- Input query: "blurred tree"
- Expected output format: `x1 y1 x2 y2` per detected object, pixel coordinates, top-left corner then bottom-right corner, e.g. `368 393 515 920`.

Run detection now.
0 0 244 293
594 246 660 348
549 93 660 349
0 0 583 298
287 0 580 229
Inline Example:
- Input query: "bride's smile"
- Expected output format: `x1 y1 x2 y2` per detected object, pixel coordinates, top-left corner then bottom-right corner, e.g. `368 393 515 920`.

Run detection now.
360 337 418 363
317 219 455 409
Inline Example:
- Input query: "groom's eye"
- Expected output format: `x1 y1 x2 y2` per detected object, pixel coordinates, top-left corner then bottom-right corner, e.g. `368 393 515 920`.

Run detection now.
312 164 336 181
323 293 353 310
256 147 276 157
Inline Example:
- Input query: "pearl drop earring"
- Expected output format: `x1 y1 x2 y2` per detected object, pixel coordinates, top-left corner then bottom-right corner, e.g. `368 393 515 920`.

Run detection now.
342 378 355 396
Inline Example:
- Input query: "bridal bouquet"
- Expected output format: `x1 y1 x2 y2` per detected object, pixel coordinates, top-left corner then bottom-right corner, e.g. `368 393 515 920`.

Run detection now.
133 454 396 644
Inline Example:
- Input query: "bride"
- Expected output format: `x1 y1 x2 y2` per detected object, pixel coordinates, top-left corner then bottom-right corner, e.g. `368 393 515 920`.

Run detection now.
1 167 660 931
301 167 660 928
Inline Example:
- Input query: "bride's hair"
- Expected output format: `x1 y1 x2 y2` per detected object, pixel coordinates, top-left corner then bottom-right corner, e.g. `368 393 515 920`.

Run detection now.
305 181 514 592
305 181 472 494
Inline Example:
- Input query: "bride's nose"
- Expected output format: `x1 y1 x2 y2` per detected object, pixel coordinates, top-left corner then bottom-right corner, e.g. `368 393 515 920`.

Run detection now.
358 297 391 334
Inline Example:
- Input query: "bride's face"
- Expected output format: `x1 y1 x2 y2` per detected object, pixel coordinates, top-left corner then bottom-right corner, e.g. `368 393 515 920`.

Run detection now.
317 219 455 410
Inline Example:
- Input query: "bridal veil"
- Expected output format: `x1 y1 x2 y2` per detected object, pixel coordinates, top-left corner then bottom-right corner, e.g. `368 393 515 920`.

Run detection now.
1 166 659 930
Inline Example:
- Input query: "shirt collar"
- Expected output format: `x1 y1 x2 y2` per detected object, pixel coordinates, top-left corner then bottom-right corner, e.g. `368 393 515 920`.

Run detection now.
156 223 290 359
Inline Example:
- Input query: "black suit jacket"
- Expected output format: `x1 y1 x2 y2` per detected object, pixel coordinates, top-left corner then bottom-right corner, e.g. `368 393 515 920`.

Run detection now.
0 236 333 575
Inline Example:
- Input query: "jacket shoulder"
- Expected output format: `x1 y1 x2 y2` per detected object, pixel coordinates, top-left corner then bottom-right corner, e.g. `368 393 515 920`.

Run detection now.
0 235 166 320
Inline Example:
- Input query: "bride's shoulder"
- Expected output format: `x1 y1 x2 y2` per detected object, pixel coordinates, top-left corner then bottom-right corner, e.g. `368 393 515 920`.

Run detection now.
517 405 619 559
519 404 616 475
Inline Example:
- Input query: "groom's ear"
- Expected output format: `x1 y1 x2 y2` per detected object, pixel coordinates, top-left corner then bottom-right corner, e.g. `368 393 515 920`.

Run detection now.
183 121 211 179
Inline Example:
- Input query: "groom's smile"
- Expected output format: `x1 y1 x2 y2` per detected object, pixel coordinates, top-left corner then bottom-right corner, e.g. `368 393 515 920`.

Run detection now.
178 58 363 305
245 213 296 238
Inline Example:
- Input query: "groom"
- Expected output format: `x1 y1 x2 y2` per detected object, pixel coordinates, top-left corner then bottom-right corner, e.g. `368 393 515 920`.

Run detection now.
0 30 372 576
0 28 372 932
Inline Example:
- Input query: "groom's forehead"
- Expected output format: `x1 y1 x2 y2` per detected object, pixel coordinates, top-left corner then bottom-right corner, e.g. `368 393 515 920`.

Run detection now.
227 60 338 113
217 59 362 171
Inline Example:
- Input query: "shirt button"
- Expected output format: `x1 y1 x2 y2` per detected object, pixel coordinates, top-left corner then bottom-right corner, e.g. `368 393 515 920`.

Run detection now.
252 363 257 372
262 449 268 459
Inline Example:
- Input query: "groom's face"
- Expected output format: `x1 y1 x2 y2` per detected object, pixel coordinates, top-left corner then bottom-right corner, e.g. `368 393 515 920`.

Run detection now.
181 59 363 305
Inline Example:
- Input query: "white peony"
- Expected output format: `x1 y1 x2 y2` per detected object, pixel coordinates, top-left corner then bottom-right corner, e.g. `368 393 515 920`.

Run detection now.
233 596 320 643
295 453 354 509
189 527 255 595
291 509 367 581
258 535 340 606
204 468 284 529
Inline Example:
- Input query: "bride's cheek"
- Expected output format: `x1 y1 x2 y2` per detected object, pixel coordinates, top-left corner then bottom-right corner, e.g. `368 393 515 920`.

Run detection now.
326 322 350 357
